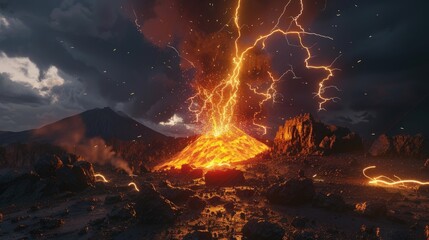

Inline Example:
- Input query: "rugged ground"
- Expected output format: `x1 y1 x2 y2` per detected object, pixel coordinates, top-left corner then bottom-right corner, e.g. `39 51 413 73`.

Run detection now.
1 154 429 240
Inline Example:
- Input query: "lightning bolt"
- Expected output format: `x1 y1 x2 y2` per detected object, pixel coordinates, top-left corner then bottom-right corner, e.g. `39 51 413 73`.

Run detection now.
247 66 298 135
188 0 339 136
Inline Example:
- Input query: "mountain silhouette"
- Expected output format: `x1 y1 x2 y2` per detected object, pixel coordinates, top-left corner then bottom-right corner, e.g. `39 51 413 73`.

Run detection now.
0 107 170 145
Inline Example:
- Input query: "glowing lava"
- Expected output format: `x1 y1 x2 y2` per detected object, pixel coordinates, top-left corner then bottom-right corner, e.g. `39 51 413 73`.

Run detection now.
155 126 269 169
153 0 337 169
363 166 429 188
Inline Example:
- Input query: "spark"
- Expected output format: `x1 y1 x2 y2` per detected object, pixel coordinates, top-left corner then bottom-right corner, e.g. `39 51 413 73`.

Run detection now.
94 173 109 183
167 45 196 68
188 0 339 136
128 182 140 192
363 166 429 188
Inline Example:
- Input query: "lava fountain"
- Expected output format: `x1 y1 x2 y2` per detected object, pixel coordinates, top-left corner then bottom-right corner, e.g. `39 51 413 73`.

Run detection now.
150 0 338 169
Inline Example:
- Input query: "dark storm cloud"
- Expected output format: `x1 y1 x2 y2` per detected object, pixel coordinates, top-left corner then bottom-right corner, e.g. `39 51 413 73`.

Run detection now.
309 0 429 137
0 0 190 132
0 0 428 138
0 73 47 105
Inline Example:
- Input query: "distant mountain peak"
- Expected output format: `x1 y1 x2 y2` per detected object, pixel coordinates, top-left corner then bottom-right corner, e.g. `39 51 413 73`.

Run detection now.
0 107 170 145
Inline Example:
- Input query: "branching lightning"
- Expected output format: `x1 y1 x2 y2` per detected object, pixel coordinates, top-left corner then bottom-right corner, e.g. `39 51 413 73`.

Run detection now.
188 0 339 136
247 67 297 135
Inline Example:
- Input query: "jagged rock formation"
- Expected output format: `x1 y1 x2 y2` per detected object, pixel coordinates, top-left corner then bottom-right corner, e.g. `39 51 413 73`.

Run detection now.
369 134 426 158
273 113 362 156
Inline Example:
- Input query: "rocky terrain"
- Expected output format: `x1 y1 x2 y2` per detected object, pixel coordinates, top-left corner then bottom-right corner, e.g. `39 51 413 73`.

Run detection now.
273 114 363 156
0 112 428 240
1 153 429 240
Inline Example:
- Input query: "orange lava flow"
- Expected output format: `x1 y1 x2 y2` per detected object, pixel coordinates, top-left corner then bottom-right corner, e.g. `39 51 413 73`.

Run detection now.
128 182 140 192
94 173 109 183
155 127 269 170
363 166 429 188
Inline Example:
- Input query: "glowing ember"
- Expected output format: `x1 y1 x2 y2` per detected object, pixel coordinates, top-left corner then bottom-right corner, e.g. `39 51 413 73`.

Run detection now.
128 182 140 192
94 173 109 183
363 166 429 188
155 126 269 169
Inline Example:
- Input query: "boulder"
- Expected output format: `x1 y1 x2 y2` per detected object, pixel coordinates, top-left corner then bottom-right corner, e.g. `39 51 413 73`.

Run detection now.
187 196 207 212
181 164 204 179
242 219 285 240
56 161 95 192
134 182 179 224
273 113 362 156
368 134 392 157
369 134 426 158
392 134 425 157
204 169 245 186
34 154 63 178
159 180 195 204
266 178 315 205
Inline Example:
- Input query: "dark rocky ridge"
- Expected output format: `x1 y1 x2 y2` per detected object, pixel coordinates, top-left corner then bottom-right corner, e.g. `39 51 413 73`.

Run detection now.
273 113 363 156
0 107 170 145
369 133 427 158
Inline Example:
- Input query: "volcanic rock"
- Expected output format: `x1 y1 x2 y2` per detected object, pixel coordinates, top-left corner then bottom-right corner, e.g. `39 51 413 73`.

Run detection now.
104 194 124 205
134 182 179 224
273 113 362 156
368 134 391 157
236 188 256 198
242 219 285 240
187 196 207 211
56 161 95 192
0 172 55 205
369 134 426 158
266 177 315 205
355 200 387 217
204 169 245 186
34 154 63 178
181 164 204 179
183 230 213 240
109 203 136 220
291 216 309 229
160 180 195 204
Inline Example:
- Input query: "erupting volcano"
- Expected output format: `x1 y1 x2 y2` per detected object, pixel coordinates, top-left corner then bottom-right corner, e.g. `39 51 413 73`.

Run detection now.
155 126 269 169
152 0 338 169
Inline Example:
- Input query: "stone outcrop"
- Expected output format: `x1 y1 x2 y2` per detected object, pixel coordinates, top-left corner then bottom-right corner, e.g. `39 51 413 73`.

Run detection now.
273 113 363 156
369 134 426 158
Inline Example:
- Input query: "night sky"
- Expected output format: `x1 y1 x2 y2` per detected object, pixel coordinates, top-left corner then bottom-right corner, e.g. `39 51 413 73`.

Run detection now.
0 0 428 139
